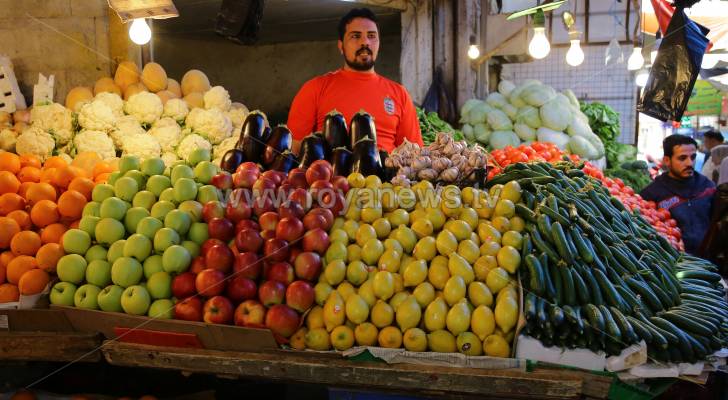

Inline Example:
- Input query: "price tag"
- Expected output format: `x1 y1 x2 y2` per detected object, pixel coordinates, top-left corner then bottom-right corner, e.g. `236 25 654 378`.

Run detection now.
0 314 9 330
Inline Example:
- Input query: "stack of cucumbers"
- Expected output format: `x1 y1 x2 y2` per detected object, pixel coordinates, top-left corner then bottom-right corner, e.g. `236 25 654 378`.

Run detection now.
487 161 727 363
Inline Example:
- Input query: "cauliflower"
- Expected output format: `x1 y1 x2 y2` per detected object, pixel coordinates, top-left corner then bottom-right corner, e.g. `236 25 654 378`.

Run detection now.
110 115 146 149
176 133 212 162
162 98 189 122
78 100 117 132
214 136 238 160
185 108 232 145
30 103 74 145
124 92 163 125
161 151 179 167
148 121 182 152
57 152 73 164
0 128 18 152
74 130 116 160
203 86 232 111
122 133 162 160
94 92 124 117
226 103 249 136
152 117 179 130
15 126 56 162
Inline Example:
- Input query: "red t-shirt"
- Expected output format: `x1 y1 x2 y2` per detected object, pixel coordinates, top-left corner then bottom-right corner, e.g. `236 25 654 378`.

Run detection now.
287 69 423 153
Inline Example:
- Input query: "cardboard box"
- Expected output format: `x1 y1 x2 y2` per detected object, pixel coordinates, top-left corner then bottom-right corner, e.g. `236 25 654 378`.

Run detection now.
0 309 73 332
51 305 278 352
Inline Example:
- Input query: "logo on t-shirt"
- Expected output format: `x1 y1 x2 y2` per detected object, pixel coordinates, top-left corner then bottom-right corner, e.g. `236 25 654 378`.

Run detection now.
383 96 395 115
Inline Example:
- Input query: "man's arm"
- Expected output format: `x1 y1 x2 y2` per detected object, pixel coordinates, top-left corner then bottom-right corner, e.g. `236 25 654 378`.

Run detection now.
287 79 319 155
394 89 423 147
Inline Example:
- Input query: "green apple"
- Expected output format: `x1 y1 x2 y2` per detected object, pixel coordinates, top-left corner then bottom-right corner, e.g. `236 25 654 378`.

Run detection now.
159 187 176 203
100 197 128 220
74 284 102 310
173 178 198 203
114 176 139 202
141 157 165 176
123 233 152 261
57 254 87 284
95 218 126 246
62 228 91 255
85 245 108 263
162 245 191 274
150 200 176 220
78 216 99 239
124 207 150 233
107 240 126 264
182 240 200 258
132 191 157 210
82 201 101 217
188 222 209 245
143 254 164 279
50 282 77 306
153 228 180 253
188 148 211 165
146 175 171 197
136 216 164 239
171 164 194 184
119 155 141 174
107 171 121 186
170 160 188 170
121 285 151 315
194 161 218 184
147 271 172 299
97 284 124 312
178 200 203 222
91 184 115 203
111 257 143 288
197 185 221 203
86 259 112 287
124 170 146 190
148 299 175 319
164 209 191 235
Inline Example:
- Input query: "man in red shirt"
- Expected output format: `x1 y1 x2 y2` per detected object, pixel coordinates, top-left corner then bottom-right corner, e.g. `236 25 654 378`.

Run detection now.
287 8 423 154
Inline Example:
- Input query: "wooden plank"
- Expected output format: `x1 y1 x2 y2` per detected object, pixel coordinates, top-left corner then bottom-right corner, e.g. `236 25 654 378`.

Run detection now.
400 0 434 104
0 332 102 362
103 342 588 399
455 0 481 108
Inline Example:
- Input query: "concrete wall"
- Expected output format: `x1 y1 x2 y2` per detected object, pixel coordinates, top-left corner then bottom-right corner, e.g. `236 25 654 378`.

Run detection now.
0 0 113 105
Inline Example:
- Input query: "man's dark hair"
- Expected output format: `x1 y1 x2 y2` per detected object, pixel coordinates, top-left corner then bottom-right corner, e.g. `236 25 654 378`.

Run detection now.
704 129 724 143
338 8 378 40
663 134 697 157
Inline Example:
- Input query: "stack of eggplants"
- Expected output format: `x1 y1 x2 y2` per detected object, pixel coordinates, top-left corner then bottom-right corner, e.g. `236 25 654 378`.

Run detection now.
220 111 298 173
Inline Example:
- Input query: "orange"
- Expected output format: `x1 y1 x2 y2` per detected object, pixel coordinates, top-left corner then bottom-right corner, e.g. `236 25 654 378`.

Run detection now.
92 161 115 178
6 256 37 284
72 152 102 176
17 182 32 198
36 243 64 273
40 223 68 244
0 263 5 284
0 193 26 215
95 173 111 184
58 190 87 220
39 167 56 184
18 268 50 295
26 182 56 206
0 171 20 194
0 216 20 248
6 210 31 231
52 166 77 189
30 200 59 228
68 177 95 201
0 152 21 174
10 231 42 256
0 283 19 302
69 219 80 229
19 154 41 169
43 156 68 170
0 251 14 268
17 166 41 183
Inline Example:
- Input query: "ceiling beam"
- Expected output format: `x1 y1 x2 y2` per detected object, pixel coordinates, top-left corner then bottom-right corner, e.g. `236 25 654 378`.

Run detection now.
355 0 409 11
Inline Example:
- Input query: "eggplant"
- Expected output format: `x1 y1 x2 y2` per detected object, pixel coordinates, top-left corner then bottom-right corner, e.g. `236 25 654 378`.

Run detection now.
271 150 298 174
331 147 352 177
351 138 382 178
220 149 246 173
350 110 376 148
237 111 268 164
323 110 350 150
262 125 292 166
298 132 329 168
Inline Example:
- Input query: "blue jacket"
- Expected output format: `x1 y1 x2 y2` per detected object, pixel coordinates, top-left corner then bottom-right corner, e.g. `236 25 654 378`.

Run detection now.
641 173 716 254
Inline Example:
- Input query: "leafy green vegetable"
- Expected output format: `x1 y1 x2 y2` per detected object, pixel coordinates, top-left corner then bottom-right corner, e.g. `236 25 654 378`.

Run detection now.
605 166 652 192
580 102 628 167
417 107 463 145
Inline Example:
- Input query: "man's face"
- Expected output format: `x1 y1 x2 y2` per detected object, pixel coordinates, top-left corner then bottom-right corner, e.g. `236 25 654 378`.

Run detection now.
664 144 697 179
338 17 379 71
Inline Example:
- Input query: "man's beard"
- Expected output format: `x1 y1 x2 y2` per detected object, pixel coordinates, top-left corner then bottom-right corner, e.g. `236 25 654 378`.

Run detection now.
345 48 376 71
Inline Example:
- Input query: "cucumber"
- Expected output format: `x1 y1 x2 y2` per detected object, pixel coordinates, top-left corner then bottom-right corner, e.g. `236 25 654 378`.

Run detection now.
551 222 575 264
524 292 537 322
540 205 570 226
604 339 623 356
524 254 545 296
676 269 722 283
680 293 728 310
548 259 564 305
637 314 677 345
579 266 604 306
594 269 627 312
528 226 560 263
536 296 548 328
609 306 638 344
590 234 612 258
522 233 534 257
626 316 654 344
549 304 565 327
537 214 554 243
684 334 709 360
615 284 640 313
563 305 584 334
671 308 721 327
570 265 591 304
576 217 596 237
626 277 664 313
584 304 605 338
650 317 694 361
599 304 622 344
646 280 675 309
559 265 576 306
515 204 537 223
569 229 595 264
540 253 558 302
611 246 638 275
660 312 715 336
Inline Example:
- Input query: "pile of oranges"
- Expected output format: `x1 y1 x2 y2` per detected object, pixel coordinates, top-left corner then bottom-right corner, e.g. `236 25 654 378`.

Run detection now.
0 151 115 303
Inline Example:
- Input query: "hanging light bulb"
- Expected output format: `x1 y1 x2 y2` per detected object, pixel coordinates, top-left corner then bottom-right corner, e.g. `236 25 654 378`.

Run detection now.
635 68 649 87
528 10 550 60
467 35 480 60
129 18 152 45
627 47 645 71
565 30 584 67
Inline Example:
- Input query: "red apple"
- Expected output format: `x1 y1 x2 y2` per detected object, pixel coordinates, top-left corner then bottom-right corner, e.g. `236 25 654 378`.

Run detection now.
306 160 333 185
225 198 252 223
258 280 286 307
258 211 280 232
233 170 258 189
264 238 290 262
293 252 322 281
322 191 346 217
234 228 264 253
237 162 260 176
226 276 257 304
309 180 334 203
211 172 233 190
278 183 293 199
175 297 203 321
253 176 277 194
202 201 225 222
302 212 327 231
252 195 275 217
302 228 329 254
171 272 197 299
260 229 276 241
331 175 350 193
203 296 234 324
276 217 304 242
266 262 295 286
288 188 312 211
286 280 314 313
235 219 260 232
205 244 234 273
288 247 302 265
261 170 284 186
234 300 266 328
196 269 226 297
190 256 207 274
309 208 334 228
201 238 226 256
265 304 300 338
286 168 308 189
278 200 305 221
234 252 262 280
208 217 235 242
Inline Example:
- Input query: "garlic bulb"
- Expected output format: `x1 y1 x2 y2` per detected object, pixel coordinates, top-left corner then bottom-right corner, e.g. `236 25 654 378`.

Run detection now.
391 174 411 187
432 157 452 172
412 156 431 170
417 168 438 181
439 167 459 182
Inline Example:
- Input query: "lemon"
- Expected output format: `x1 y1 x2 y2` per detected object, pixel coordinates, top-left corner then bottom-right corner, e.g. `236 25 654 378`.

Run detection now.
330 228 349 244
501 231 523 249
483 334 510 358
436 230 458 255
325 242 347 265
446 301 472 336
330 325 355 351
509 216 526 233
448 253 475 284
496 245 521 274
361 207 383 224
378 326 403 348
403 328 428 352
458 207 479 230
494 296 518 333
389 291 410 310
500 181 522 203
486 268 510 294
377 248 401 273
324 260 346 285
347 172 366 188
425 208 447 230
491 216 511 233
457 332 483 356
392 272 404 293
413 236 437 261
427 256 450 290
457 239 480 264
413 282 436 308
468 281 493 307
411 218 434 238
409 209 426 224
345 205 361 222
424 297 448 331
336 281 356 301
381 190 398 212
427 330 457 353
356 224 377 247
370 300 394 328
469 232 481 246
372 270 395 300
445 220 472 241
345 294 370 324
306 305 325 330
488 184 503 201
403 259 428 287
480 241 501 258
396 295 422 331
476 198 495 219
343 220 360 241
365 175 382 189
441 196 462 218
290 327 308 350
461 187 478 205
314 282 333 306
477 223 502 244
357 280 376 306
361 239 384 265
354 322 379 346
443 275 466 306
383 238 404 254
372 218 392 239
323 291 345 332
397 187 417 211
347 260 369 286
332 217 346 230
471 305 496 340
496 283 518 305
346 244 362 263
305 327 331 351
392 226 417 253
388 209 410 228
474 255 497 281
